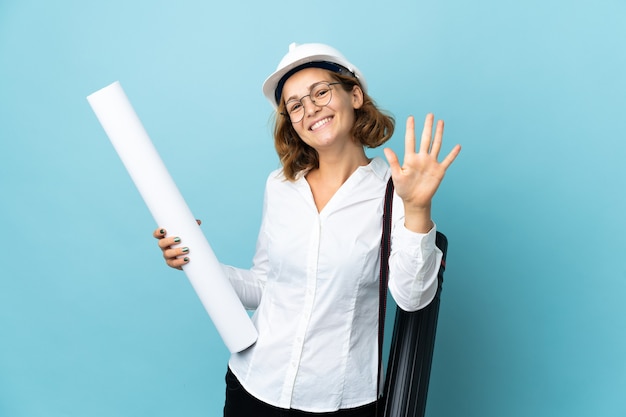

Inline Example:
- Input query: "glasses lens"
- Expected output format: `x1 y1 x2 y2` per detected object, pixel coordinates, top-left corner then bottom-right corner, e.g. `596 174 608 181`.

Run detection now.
285 100 304 123
311 83 333 107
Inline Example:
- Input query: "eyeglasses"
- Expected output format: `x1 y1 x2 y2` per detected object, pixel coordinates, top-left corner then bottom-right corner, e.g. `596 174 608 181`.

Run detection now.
282 82 342 123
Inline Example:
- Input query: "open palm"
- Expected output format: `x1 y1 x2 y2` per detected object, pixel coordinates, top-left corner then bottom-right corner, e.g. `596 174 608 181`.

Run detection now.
384 113 461 211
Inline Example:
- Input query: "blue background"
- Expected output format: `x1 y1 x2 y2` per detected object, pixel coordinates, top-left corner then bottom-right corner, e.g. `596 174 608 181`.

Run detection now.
1 0 625 416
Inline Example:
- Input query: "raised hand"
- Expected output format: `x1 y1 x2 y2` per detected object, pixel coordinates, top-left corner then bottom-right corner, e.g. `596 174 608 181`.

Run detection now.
383 113 461 233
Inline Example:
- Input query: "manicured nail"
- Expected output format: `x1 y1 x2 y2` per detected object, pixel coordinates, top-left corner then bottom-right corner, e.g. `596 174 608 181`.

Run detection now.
159 229 165 235
174 237 181 243
183 257 189 262
182 247 189 253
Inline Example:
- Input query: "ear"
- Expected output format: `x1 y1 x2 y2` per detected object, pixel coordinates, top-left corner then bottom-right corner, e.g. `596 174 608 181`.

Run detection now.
351 85 364 110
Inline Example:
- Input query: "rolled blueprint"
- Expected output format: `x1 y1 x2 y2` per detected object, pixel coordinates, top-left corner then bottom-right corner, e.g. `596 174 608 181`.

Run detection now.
87 81 258 353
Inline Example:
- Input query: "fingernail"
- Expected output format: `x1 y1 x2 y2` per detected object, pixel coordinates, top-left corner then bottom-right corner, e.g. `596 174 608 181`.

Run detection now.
182 247 189 253
159 229 165 235
174 237 181 243
183 257 189 262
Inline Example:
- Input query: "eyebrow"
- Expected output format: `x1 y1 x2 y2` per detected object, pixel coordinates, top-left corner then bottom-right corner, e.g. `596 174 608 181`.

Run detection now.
284 81 332 103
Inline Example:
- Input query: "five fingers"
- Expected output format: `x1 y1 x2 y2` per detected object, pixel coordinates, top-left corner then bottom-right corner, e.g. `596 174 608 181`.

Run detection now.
386 113 460 177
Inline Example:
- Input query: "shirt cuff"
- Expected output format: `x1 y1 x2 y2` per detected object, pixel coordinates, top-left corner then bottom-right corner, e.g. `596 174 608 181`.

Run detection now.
392 221 437 258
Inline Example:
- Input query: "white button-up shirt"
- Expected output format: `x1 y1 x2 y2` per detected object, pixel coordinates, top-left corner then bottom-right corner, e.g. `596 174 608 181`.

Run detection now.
222 157 442 412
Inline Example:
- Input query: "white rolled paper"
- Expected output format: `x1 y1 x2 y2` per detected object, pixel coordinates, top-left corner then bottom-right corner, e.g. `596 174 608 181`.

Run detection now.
87 81 258 353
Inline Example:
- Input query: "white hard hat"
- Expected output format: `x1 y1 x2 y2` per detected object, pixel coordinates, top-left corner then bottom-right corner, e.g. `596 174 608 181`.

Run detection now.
262 42 367 109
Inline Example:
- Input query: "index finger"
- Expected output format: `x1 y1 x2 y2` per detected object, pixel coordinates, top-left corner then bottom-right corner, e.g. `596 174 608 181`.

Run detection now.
404 115 416 158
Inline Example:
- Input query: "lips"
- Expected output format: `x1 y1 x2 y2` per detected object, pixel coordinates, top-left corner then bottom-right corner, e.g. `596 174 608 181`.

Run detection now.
310 116 332 131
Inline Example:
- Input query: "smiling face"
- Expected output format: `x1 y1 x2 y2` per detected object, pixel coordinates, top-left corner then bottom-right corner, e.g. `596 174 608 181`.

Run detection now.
281 67 364 154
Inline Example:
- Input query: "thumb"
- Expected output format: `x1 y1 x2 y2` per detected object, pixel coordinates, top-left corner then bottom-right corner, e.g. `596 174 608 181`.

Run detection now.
383 148 401 177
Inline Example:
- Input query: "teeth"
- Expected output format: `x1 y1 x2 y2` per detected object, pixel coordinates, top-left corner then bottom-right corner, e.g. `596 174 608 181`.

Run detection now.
311 117 331 131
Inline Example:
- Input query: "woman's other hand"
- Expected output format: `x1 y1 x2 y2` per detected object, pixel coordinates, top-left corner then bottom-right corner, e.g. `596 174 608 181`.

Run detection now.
152 220 201 270
153 228 189 270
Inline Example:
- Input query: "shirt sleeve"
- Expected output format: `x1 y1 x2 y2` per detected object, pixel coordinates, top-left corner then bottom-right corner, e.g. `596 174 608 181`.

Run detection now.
221 257 266 310
387 198 443 312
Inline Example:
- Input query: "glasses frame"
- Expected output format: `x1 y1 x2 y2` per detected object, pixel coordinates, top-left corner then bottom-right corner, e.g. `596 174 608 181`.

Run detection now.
281 82 343 123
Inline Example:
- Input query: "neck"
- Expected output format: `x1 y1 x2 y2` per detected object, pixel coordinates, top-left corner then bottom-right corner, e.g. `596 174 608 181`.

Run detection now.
311 147 370 184
305 146 370 213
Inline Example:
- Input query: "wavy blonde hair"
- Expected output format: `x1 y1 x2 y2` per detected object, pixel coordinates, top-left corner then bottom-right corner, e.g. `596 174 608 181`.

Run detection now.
273 71 395 181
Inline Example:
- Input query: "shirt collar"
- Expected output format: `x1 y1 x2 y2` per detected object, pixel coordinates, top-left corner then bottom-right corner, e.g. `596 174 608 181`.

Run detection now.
367 156 389 181
292 156 389 182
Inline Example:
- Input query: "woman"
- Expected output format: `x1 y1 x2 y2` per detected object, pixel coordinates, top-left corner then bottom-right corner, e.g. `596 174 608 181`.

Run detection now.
154 43 460 416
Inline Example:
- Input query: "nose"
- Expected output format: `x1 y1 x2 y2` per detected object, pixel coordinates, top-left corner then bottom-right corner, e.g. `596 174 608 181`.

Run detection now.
302 95 321 116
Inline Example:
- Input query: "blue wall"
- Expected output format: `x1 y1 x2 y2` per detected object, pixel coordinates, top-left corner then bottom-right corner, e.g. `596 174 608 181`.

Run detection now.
1 1 624 416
